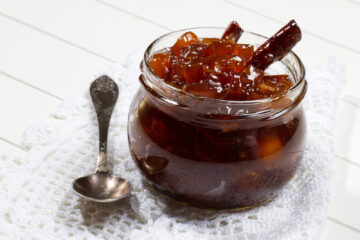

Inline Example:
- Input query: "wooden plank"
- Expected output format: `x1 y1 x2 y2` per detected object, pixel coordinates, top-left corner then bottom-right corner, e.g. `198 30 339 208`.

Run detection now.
0 74 60 146
99 0 360 99
224 0 360 53
98 0 280 34
327 156 360 230
293 35 360 101
335 99 360 166
0 0 167 64
349 0 360 5
321 218 360 240
0 14 110 99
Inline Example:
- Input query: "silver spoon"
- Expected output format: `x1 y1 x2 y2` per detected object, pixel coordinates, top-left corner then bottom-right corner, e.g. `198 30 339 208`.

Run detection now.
72 75 132 202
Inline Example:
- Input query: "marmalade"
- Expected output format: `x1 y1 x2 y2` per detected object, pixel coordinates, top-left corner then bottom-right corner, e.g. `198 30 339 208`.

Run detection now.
150 20 300 100
128 21 307 209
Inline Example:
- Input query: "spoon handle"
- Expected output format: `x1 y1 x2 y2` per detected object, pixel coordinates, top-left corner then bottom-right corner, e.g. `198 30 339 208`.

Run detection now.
90 75 119 173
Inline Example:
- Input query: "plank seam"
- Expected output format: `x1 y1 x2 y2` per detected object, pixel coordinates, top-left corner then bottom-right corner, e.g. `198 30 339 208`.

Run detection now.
222 0 360 55
335 154 360 168
341 97 360 108
327 216 360 233
348 0 360 6
93 0 172 31
0 70 63 101
0 136 25 152
0 11 116 64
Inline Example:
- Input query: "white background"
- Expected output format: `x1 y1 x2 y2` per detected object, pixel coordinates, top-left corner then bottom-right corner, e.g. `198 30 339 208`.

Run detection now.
0 0 359 239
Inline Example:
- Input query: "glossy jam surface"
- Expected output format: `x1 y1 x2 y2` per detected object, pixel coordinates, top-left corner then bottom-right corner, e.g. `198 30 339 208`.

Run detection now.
150 32 293 100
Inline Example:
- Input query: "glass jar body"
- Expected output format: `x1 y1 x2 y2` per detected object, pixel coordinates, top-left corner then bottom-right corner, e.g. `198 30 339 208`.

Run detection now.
128 87 306 209
127 28 307 209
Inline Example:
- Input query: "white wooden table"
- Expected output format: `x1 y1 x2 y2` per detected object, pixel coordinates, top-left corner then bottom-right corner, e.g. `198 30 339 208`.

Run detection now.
1 0 359 238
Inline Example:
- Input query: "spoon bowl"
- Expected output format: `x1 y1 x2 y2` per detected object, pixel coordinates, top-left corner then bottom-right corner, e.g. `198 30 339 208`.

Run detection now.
72 75 132 203
73 173 132 202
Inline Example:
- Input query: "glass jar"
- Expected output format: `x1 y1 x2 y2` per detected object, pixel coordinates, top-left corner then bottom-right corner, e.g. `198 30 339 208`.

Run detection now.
128 28 307 209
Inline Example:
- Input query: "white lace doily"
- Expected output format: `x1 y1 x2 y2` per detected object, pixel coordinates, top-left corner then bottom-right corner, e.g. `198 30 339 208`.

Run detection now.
0 51 344 240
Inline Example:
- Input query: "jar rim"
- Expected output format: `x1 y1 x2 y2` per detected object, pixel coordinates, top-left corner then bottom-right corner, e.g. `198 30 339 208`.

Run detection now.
142 27 307 115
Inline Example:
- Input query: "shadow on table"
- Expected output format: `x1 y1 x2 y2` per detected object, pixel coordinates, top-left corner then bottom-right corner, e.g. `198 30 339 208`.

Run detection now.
57 190 143 237
141 180 256 223
76 196 133 226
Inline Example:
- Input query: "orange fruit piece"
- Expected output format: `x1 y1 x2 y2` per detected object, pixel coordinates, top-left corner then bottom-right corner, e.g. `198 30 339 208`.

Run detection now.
259 134 283 157
150 52 170 78
171 31 200 56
